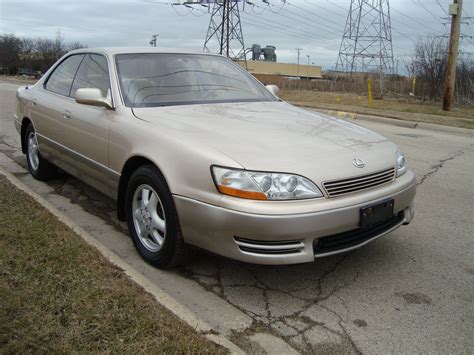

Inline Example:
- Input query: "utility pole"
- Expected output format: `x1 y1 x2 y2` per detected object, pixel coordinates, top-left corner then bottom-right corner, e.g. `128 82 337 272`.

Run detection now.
149 34 159 47
296 48 303 78
306 54 310 80
442 0 463 111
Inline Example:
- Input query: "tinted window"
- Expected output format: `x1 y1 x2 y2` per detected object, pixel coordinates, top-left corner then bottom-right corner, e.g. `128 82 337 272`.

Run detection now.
115 53 276 107
45 55 84 96
71 54 110 98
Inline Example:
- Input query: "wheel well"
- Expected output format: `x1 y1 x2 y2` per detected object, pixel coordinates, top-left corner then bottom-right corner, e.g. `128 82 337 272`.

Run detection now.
116 156 162 221
20 117 32 154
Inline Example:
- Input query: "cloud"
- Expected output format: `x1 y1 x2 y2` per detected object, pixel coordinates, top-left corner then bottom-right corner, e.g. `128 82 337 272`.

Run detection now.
1 0 472 70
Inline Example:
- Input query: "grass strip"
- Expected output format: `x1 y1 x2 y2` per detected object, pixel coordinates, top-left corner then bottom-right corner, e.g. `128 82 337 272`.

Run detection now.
0 175 225 353
279 90 474 129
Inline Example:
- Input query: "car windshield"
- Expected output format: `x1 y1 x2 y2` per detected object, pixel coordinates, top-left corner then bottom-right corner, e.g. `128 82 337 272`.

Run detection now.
115 53 277 107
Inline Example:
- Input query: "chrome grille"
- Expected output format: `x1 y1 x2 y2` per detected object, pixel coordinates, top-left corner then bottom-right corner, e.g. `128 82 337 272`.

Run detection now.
234 237 304 255
323 167 395 197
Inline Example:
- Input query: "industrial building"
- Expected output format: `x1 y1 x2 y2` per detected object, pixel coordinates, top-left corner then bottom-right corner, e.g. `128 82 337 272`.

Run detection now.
238 43 323 79
239 60 322 79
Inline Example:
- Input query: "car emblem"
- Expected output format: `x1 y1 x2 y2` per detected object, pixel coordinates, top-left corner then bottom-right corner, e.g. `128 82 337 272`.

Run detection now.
353 158 365 168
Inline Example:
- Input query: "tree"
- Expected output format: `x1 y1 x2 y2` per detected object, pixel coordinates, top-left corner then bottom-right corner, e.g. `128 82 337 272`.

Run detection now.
35 32 65 71
0 32 89 75
410 36 448 101
66 41 87 51
454 55 474 105
0 34 22 75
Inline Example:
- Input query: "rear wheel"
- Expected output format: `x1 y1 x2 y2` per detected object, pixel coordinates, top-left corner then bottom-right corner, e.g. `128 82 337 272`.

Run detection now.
25 123 56 180
125 165 193 268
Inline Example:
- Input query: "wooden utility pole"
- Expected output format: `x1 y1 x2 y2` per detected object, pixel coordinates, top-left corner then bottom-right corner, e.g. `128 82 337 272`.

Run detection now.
295 48 303 78
442 0 463 111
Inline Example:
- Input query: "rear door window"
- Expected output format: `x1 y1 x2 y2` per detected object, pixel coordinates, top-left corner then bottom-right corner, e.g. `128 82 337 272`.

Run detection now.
45 55 84 96
70 54 110 98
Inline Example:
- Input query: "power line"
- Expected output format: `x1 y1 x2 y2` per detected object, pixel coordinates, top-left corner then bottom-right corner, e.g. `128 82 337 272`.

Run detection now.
413 0 445 24
240 20 341 49
285 1 345 31
242 1 344 40
391 7 440 32
262 2 343 37
303 0 346 19
277 2 343 33
435 0 449 16
391 28 418 44
391 17 433 34
324 0 348 12
241 11 337 43
240 15 314 41
243 6 414 55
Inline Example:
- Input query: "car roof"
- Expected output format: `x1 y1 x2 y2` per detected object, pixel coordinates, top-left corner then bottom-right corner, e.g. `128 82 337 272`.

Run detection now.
67 47 222 57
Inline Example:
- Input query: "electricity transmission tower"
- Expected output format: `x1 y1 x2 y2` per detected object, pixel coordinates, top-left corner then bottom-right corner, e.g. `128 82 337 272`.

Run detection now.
203 0 246 59
336 0 394 81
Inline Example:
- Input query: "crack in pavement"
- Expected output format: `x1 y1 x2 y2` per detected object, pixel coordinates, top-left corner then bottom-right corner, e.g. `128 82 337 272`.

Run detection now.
417 150 465 186
180 252 362 353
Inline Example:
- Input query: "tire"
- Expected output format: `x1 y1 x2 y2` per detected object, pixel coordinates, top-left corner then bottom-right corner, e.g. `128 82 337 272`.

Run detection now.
125 165 193 268
24 123 56 181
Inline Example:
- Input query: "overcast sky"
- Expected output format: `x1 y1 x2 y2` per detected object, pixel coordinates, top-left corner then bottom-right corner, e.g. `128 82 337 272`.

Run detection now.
1 0 473 71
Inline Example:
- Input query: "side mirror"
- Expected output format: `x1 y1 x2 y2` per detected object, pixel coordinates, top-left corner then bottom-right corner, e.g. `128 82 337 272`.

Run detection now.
75 88 113 109
265 84 280 96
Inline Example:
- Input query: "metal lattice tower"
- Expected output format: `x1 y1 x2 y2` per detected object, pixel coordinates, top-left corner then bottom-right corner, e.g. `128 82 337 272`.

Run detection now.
203 0 245 59
336 0 394 76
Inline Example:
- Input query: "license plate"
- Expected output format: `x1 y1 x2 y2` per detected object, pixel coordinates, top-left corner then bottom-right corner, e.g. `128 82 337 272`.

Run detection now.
360 199 394 228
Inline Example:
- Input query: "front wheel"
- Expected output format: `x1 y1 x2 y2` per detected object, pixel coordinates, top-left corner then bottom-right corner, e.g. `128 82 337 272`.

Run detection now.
125 165 193 268
25 123 56 180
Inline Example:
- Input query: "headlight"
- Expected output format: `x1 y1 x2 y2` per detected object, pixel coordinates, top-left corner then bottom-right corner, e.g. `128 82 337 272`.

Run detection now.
211 166 323 200
396 149 407 177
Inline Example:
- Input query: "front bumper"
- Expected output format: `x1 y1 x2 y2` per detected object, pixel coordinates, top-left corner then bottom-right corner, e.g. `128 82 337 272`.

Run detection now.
174 171 416 265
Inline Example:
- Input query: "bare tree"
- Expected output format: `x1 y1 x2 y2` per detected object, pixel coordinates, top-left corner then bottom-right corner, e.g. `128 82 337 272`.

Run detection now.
454 55 473 105
0 32 89 75
410 36 448 101
66 41 87 51
0 34 22 75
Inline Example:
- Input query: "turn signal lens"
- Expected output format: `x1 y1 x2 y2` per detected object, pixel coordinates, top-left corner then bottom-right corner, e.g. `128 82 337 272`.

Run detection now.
396 149 407 177
217 185 268 200
212 166 323 200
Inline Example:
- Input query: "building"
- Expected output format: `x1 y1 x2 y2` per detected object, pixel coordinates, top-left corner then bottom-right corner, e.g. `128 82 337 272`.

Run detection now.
238 60 322 79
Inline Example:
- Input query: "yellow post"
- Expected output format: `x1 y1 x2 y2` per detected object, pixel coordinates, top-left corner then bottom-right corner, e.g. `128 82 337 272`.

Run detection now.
367 77 373 108
411 77 416 95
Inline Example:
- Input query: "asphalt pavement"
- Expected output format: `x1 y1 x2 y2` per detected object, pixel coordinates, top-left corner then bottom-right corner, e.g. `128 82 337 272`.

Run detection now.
1 82 473 353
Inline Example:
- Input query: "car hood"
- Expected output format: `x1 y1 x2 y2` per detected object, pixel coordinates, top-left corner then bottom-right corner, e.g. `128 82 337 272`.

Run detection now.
132 101 398 184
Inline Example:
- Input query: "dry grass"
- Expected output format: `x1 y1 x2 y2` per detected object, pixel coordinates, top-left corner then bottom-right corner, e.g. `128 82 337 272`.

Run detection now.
279 90 474 129
0 176 226 354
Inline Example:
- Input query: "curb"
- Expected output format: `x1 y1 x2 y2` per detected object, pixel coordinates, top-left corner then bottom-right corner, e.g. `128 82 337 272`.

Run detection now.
306 107 473 136
0 168 245 355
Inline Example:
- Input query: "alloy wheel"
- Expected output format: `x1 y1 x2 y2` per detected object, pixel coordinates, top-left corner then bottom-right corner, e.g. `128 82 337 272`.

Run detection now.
132 184 166 252
27 131 39 172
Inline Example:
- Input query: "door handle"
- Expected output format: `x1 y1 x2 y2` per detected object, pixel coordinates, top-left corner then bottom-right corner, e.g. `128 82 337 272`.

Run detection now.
63 110 71 119
31 99 37 107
